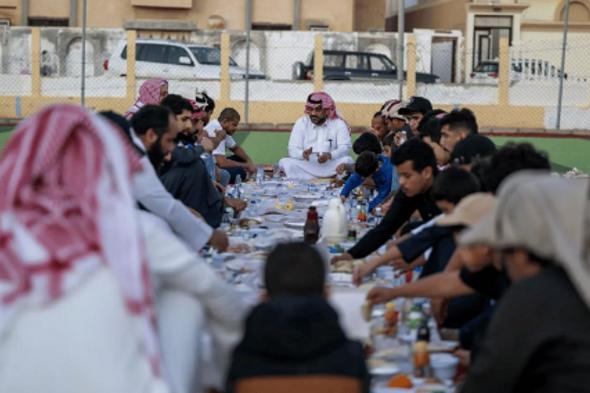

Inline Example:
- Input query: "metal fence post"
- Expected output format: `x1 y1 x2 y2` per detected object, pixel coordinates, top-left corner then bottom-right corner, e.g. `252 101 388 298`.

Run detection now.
80 0 87 106
406 34 416 99
220 31 231 103
397 0 405 100
498 37 510 106
557 0 570 131
126 30 137 103
244 0 252 125
31 27 41 98
313 34 324 92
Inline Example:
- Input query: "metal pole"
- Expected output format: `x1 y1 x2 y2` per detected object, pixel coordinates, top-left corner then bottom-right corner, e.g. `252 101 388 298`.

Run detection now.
556 0 570 131
80 0 87 106
397 0 405 100
292 0 301 31
21 0 29 26
70 0 78 27
244 0 252 125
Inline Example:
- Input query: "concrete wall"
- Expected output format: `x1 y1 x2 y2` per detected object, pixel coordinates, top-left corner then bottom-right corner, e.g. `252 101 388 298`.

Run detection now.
29 0 70 18
301 0 355 31
253 0 294 26
2 0 380 32
354 0 386 31
0 0 19 24
386 0 468 32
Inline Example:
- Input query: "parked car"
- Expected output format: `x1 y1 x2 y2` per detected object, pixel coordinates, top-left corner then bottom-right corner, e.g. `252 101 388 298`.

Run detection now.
293 50 440 84
470 59 567 83
104 39 266 80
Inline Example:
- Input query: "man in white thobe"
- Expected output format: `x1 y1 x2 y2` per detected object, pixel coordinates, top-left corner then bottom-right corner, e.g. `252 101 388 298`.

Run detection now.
279 92 353 180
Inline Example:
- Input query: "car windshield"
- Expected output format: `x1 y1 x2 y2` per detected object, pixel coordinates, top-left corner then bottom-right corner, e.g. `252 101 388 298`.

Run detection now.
474 63 497 72
371 55 395 72
189 47 237 66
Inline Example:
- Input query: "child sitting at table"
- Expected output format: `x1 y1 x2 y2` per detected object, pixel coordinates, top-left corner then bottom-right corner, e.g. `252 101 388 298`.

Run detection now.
340 151 395 214
382 132 395 158
226 242 369 393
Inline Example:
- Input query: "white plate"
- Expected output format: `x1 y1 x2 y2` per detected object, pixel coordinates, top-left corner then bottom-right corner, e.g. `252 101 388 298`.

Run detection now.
265 214 285 223
225 258 263 273
370 364 401 376
284 221 306 230
293 193 322 201
428 340 459 353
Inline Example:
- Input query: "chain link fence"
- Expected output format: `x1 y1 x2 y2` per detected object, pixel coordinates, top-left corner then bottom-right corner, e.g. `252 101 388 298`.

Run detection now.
0 26 589 131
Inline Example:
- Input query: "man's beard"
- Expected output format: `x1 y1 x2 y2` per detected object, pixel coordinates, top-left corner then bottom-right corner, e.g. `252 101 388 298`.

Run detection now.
310 115 327 125
176 131 197 146
147 138 165 172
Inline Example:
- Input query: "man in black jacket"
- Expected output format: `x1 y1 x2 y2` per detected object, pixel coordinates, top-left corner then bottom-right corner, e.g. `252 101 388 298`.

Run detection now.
332 138 440 264
159 95 246 227
226 243 370 393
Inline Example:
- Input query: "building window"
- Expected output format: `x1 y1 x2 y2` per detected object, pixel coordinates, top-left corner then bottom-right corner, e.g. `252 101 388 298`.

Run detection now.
251 23 291 31
473 15 512 69
28 17 69 27
559 1 590 22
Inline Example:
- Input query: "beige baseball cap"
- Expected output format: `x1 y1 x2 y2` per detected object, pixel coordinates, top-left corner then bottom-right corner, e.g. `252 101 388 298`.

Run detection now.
437 193 497 228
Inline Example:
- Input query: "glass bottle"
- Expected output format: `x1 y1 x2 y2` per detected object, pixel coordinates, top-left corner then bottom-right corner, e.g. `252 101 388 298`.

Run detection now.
413 340 431 378
303 206 320 244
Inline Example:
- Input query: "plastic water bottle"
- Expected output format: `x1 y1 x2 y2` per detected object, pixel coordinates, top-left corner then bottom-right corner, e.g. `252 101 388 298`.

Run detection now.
248 200 258 217
256 166 264 185
235 174 242 199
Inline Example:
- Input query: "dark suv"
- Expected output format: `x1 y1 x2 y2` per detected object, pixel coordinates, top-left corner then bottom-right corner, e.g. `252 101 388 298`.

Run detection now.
293 50 439 84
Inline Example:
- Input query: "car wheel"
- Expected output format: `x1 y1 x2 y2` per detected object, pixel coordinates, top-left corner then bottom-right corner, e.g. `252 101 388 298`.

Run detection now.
293 62 307 80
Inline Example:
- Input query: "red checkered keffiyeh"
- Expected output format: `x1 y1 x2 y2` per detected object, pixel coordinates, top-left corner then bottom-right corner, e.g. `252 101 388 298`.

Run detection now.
0 105 162 376
125 79 168 119
305 91 341 120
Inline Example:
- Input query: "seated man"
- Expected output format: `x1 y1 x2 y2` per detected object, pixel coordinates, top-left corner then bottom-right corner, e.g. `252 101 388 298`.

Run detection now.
397 96 433 137
279 92 353 180
417 110 449 169
226 242 369 393
205 107 256 184
0 105 169 393
340 151 394 214
460 173 590 393
380 99 411 138
139 211 246 393
331 139 441 264
131 104 245 228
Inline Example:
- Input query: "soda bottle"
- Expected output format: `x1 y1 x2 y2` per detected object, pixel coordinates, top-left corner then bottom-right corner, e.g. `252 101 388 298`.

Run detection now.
384 302 399 336
357 201 368 222
303 206 320 244
417 321 431 342
413 341 431 378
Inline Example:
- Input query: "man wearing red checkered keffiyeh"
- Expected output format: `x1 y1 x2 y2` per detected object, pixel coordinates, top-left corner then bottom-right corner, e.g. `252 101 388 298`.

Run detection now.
0 105 169 393
279 91 353 180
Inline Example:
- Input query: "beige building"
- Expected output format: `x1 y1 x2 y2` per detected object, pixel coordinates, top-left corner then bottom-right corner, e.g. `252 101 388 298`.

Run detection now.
386 0 590 76
0 0 386 32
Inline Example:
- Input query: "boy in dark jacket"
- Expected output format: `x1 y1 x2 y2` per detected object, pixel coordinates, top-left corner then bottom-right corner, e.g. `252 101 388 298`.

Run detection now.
226 243 370 393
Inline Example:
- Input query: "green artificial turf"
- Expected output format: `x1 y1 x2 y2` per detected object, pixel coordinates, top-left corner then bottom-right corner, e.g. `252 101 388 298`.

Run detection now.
1 127 590 173
234 131 590 173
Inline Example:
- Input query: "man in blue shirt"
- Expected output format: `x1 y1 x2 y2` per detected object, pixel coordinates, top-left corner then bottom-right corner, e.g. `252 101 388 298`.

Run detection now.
340 151 394 213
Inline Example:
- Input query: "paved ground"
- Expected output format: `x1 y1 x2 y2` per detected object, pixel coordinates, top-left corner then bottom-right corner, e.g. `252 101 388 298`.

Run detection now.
1 127 589 173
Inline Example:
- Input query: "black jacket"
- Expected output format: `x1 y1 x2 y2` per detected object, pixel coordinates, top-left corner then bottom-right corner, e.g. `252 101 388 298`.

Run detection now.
160 146 224 228
226 296 370 393
462 267 590 393
348 188 441 259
